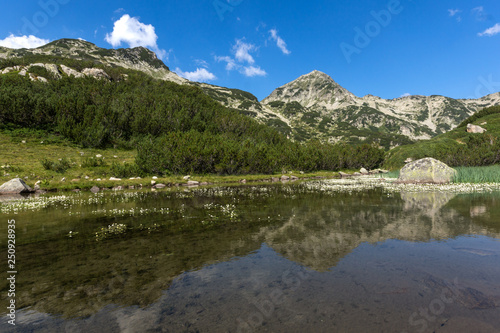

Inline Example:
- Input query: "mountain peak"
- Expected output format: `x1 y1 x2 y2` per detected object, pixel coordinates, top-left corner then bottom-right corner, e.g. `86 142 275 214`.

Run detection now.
42 38 97 50
262 70 355 106
305 70 332 78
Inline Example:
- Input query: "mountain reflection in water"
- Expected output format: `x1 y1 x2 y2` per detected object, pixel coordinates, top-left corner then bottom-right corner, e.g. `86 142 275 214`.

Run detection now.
1 184 499 332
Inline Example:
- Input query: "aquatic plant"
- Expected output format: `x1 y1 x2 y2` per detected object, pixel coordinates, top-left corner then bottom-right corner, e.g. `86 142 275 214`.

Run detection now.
95 223 127 241
453 165 500 183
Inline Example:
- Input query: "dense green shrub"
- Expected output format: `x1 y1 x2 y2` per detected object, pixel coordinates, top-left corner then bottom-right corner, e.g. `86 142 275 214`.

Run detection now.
136 133 384 175
110 161 144 178
40 158 72 173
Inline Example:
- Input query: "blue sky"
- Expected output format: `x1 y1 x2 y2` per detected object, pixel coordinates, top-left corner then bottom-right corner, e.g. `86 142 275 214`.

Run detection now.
1 0 500 101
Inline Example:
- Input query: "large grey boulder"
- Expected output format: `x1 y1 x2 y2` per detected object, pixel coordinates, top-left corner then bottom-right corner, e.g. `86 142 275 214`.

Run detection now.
467 124 487 134
398 158 456 184
0 178 34 194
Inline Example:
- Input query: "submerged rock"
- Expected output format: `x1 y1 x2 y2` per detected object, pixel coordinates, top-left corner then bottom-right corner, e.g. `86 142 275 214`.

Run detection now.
0 178 34 194
398 158 456 184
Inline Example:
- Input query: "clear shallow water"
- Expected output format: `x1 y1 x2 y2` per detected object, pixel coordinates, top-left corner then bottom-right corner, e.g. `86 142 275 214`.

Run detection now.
1 181 500 332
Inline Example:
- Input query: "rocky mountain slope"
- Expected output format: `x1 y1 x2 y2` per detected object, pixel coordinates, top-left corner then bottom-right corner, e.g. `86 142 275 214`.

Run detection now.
0 38 185 84
262 70 500 147
0 39 266 116
2 39 499 148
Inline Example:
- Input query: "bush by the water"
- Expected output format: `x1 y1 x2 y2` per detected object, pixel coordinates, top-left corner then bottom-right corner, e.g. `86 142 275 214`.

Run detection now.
40 158 72 173
136 132 384 175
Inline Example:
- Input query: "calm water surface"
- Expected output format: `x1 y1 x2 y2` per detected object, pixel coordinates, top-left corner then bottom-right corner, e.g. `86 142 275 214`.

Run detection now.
1 181 499 332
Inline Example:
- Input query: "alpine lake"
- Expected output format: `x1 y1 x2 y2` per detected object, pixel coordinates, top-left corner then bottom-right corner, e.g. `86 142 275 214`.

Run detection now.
1 178 500 333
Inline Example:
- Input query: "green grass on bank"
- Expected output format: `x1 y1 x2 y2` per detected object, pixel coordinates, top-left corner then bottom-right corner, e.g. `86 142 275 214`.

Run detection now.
453 165 500 183
0 132 341 191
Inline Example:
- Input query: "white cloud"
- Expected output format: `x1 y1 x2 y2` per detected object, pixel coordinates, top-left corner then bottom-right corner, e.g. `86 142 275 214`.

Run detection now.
448 9 461 17
269 29 291 55
242 66 266 77
0 34 49 49
472 6 491 21
194 59 209 68
400 93 411 98
478 23 500 37
175 67 216 82
105 14 166 59
215 55 238 71
233 39 256 64
472 6 484 18
216 38 267 78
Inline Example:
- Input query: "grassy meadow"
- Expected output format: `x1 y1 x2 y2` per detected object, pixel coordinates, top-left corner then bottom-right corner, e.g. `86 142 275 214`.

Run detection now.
0 131 340 191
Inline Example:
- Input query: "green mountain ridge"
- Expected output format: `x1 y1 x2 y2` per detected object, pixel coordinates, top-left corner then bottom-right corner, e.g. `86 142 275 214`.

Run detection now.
384 106 500 169
1 38 500 149
0 44 384 176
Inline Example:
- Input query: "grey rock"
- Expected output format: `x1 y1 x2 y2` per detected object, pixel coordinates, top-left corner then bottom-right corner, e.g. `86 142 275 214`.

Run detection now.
339 171 350 177
60 64 84 78
187 180 200 186
467 123 487 134
398 158 456 184
90 186 100 193
353 172 362 176
360 168 369 175
82 68 110 80
155 184 166 189
281 175 290 181
291 176 299 180
271 177 280 182
0 178 34 194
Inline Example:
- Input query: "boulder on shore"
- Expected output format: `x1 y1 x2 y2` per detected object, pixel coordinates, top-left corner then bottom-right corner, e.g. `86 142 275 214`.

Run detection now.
398 158 456 184
0 178 34 194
